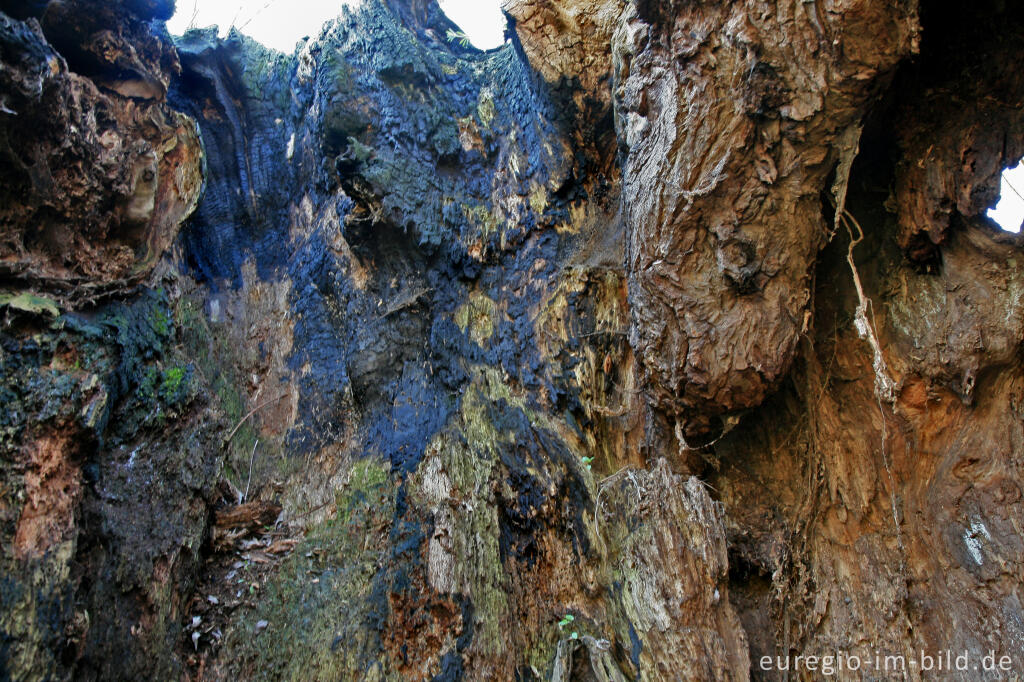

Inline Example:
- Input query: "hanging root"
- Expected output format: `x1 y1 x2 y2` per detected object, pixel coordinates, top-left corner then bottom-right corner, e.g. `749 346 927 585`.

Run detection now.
838 208 906 556
839 208 898 404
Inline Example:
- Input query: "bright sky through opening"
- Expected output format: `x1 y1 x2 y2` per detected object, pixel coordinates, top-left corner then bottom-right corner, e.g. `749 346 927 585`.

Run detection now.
988 162 1024 233
170 3 1021 230
439 0 506 49
167 0 506 53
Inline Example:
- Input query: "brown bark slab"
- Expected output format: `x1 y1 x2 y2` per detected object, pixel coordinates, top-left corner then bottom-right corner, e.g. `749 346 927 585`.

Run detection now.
615 0 919 437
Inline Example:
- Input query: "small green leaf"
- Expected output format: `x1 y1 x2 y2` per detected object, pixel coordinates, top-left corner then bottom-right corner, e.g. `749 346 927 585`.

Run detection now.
571 631 578 640
446 28 471 48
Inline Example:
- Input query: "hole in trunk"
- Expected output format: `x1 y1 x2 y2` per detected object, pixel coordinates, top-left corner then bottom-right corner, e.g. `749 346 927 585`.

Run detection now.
987 160 1024 233
166 0 359 52
438 0 507 50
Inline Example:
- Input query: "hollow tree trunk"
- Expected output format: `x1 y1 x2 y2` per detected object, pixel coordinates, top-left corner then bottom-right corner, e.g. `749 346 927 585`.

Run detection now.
0 0 1022 680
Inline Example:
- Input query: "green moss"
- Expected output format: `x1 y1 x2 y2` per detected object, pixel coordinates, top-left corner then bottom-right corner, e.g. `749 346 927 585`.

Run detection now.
151 307 171 337
407 362 603 670
529 186 548 215
217 459 395 681
214 376 256 486
349 458 389 492
232 32 295 111
0 292 60 318
131 363 193 425
454 291 497 346
324 50 355 91
348 136 375 163
159 366 186 400
477 88 496 129
137 366 160 400
170 294 263 484
462 203 501 238
405 367 561 659
0 284 226 680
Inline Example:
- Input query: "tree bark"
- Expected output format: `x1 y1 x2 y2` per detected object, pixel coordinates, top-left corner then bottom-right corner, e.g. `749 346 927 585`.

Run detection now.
1 0 1023 680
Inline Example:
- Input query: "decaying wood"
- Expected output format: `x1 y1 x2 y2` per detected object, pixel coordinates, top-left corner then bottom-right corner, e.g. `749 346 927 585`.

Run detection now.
3 0 1024 679
211 500 282 550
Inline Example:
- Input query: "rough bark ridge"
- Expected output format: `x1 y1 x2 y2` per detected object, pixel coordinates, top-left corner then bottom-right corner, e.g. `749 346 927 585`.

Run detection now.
0 0 1023 680
615 0 918 437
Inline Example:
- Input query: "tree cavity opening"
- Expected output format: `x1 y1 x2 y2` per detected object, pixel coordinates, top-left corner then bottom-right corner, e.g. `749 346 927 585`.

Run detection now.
439 0 507 51
988 160 1024 233
166 0 361 53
